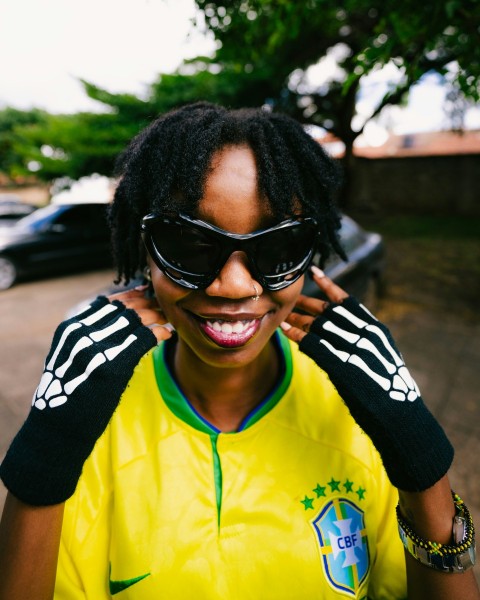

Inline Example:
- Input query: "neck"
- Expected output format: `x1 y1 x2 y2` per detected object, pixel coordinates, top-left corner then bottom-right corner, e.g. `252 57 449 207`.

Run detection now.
172 338 280 433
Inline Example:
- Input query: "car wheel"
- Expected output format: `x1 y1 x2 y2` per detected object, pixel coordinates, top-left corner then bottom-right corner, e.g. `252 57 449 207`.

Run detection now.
0 256 18 290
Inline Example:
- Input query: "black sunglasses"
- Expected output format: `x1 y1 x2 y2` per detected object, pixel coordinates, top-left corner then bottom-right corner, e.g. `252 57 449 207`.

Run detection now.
141 213 319 291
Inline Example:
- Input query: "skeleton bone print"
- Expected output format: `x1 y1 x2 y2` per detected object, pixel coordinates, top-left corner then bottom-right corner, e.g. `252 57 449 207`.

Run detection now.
298 295 454 491
33 299 146 410
319 303 421 403
0 296 158 505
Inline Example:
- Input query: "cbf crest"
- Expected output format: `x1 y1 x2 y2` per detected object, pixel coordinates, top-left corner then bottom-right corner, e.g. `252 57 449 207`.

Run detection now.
312 498 369 596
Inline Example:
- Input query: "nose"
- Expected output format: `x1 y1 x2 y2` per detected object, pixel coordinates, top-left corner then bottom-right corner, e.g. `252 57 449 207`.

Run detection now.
204 251 263 299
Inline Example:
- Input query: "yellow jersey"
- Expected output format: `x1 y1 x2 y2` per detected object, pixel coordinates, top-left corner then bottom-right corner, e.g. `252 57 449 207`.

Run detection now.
55 332 406 599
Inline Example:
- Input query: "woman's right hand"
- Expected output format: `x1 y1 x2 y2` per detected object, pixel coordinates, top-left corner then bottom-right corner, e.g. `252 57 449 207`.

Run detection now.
0 291 169 506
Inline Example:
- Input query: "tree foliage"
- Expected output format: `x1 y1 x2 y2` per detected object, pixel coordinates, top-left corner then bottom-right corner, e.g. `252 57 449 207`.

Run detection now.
0 108 48 179
194 0 480 142
2 65 276 181
191 0 480 202
2 0 479 191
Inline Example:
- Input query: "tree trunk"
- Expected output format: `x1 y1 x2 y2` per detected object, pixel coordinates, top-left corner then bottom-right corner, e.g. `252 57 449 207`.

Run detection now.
339 139 356 209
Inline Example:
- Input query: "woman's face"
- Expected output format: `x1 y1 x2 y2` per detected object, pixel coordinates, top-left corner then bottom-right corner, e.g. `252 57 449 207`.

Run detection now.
148 144 305 369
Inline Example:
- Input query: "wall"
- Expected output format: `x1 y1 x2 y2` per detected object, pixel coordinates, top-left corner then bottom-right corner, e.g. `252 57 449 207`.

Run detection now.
349 153 480 216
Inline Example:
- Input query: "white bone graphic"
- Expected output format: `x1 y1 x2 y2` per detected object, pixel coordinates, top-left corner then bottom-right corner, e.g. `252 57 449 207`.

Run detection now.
323 304 421 402
33 304 137 410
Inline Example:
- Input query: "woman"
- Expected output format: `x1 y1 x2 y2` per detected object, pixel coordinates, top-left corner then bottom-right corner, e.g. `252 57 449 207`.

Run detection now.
0 103 477 599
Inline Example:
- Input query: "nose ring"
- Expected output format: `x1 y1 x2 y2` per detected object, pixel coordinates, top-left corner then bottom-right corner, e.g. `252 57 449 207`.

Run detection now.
252 283 260 301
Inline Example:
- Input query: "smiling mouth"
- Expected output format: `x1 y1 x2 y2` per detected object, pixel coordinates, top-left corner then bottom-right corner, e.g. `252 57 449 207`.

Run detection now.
193 315 263 348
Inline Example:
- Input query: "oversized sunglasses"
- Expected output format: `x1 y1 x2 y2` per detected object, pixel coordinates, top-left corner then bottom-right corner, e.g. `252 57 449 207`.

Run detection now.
141 213 319 291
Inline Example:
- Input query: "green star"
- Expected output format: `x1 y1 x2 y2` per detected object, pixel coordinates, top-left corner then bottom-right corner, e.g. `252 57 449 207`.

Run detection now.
313 484 327 498
300 495 315 510
328 477 341 492
356 486 366 500
343 479 354 493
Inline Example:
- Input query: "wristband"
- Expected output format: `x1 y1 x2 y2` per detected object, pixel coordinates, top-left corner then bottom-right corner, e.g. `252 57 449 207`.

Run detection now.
397 491 476 573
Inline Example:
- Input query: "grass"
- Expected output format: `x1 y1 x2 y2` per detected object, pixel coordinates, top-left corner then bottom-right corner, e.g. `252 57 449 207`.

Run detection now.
359 215 480 240
353 214 480 320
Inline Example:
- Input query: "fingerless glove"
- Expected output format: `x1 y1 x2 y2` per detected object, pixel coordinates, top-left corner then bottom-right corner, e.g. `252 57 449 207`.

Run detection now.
0 296 157 505
299 297 454 492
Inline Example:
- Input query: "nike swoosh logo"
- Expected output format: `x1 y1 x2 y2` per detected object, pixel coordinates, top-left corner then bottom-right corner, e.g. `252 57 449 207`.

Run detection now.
109 565 150 595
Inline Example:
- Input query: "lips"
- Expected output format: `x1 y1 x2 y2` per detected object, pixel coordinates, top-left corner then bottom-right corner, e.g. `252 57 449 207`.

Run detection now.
190 312 264 348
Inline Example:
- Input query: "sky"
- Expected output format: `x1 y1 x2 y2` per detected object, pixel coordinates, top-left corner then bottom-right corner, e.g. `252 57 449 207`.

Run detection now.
1 0 479 139
0 0 215 113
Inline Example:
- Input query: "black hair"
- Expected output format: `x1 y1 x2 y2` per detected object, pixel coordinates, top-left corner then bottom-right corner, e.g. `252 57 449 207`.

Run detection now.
109 101 346 284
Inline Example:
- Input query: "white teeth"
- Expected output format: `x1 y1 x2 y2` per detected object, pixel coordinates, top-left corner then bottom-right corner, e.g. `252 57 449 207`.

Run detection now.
206 319 253 334
232 322 244 334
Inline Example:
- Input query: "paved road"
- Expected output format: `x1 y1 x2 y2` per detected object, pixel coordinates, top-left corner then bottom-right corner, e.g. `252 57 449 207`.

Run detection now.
1 270 479 579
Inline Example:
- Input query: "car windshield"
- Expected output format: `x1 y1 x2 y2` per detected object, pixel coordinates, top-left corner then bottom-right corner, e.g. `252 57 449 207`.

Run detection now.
14 204 69 231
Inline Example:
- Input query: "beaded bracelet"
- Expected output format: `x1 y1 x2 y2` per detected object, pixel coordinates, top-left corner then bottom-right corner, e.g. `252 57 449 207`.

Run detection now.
396 490 476 572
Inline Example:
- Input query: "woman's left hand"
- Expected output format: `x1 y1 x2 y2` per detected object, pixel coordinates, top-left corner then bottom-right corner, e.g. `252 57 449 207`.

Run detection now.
281 267 454 492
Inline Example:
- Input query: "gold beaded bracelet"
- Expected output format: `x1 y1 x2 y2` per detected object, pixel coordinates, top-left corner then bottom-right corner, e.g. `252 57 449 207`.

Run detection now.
396 490 476 572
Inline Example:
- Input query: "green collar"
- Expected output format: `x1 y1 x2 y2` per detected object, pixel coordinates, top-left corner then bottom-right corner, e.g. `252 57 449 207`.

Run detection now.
153 331 292 435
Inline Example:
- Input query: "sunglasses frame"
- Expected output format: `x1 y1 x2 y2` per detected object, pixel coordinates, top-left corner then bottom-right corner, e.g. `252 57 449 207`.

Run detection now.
141 212 319 291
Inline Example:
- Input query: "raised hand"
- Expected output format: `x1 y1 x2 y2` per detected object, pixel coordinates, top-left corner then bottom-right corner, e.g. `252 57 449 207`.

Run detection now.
0 290 172 506
281 268 453 492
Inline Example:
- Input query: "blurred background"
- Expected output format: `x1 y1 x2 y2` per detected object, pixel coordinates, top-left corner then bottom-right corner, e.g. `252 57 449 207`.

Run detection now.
1 0 479 576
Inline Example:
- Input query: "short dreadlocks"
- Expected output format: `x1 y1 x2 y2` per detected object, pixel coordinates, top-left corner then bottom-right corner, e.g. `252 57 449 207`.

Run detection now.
109 102 346 284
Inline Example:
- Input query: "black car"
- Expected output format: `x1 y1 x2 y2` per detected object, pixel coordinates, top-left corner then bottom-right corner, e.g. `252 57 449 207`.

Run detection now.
303 214 385 306
0 195 37 225
0 202 112 290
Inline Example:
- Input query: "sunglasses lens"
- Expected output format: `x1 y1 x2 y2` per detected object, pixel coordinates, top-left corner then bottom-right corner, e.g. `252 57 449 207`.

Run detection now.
255 224 315 277
144 215 317 290
151 221 220 275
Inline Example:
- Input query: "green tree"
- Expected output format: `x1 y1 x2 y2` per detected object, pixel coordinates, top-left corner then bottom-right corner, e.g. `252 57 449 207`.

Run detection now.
10 66 274 181
10 83 155 181
0 107 48 179
193 0 480 201
7 0 480 199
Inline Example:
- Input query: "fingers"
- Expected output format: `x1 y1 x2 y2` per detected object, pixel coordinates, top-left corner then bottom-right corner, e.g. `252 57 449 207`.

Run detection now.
310 265 349 303
146 322 175 343
107 285 154 308
107 286 174 342
281 268 347 345
286 312 314 332
280 320 307 344
295 295 329 316
280 311 315 344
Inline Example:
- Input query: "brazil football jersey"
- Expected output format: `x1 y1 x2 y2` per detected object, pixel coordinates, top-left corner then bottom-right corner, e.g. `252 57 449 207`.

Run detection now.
55 332 407 599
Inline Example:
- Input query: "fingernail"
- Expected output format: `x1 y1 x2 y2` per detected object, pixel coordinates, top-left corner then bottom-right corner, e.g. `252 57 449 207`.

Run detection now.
310 265 325 278
280 321 292 331
163 323 175 332
134 284 149 291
